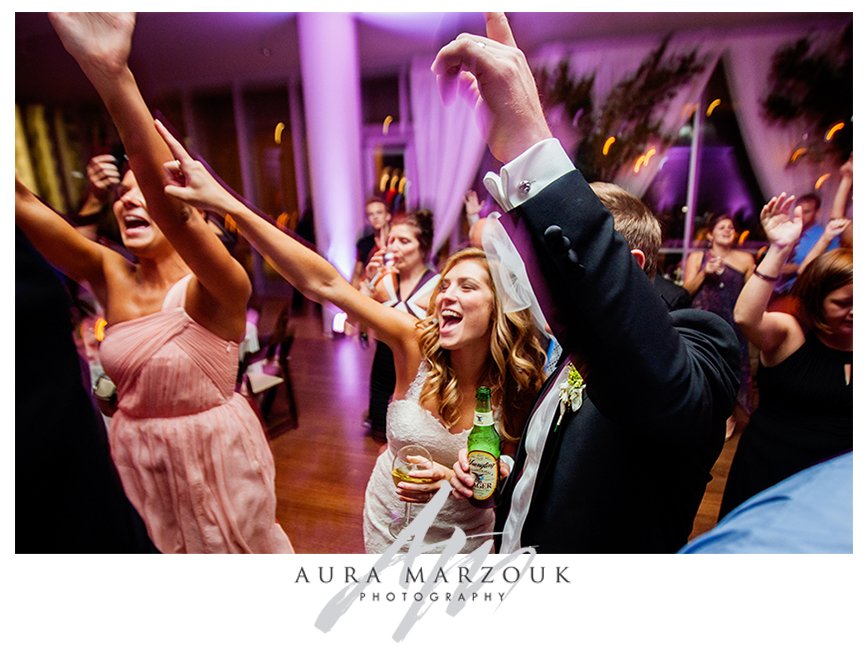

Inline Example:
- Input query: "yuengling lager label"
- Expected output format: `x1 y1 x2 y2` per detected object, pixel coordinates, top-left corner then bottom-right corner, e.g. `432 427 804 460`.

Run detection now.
467 386 501 508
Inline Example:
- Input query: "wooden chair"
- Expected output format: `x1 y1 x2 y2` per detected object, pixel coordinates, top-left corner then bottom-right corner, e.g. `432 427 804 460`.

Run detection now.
238 303 298 433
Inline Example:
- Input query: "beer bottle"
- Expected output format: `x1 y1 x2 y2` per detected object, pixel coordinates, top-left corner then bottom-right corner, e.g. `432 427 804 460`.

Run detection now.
467 386 500 509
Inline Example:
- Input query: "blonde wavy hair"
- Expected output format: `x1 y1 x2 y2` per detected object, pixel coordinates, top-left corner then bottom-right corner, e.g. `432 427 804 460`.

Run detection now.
415 248 548 442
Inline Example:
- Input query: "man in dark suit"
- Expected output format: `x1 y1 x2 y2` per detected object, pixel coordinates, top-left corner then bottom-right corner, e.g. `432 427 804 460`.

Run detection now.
443 14 739 553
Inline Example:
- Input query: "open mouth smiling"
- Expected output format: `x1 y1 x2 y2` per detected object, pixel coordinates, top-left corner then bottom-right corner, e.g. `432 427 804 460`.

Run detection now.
123 214 151 233
439 308 463 332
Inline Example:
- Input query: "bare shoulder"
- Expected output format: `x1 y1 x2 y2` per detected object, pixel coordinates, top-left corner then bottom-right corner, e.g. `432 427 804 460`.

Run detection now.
685 250 704 266
729 249 755 273
732 249 755 264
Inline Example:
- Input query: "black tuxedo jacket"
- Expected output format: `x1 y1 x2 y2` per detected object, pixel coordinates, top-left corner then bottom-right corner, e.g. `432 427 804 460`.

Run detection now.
495 170 739 553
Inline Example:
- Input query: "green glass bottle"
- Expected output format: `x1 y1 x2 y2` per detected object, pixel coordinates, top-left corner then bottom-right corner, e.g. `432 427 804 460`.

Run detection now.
467 386 500 509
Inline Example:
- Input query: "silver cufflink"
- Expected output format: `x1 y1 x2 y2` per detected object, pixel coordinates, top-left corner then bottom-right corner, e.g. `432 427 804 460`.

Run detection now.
518 180 533 196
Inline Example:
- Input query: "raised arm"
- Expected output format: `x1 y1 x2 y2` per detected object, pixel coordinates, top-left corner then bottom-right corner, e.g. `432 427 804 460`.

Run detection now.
733 193 803 359
831 156 853 247
798 217 850 274
48 14 250 321
433 13 738 432
15 177 114 303
154 121 418 360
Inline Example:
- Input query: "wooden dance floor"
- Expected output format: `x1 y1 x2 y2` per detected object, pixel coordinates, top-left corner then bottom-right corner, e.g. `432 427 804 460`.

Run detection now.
260 302 739 554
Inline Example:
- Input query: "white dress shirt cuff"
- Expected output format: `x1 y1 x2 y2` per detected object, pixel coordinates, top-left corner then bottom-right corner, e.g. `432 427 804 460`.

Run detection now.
483 138 575 211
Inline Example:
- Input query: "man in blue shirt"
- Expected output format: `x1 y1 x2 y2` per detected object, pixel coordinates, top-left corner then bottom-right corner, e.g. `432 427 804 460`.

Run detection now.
679 452 852 554
774 193 840 295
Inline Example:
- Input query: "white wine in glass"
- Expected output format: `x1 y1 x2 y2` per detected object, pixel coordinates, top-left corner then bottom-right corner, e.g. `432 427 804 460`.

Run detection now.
389 443 435 540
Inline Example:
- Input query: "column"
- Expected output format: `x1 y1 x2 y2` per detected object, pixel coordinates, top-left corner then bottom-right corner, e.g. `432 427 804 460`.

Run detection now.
297 12 365 334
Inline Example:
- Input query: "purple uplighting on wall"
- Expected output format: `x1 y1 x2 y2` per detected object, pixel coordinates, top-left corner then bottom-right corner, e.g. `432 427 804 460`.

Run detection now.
645 146 759 228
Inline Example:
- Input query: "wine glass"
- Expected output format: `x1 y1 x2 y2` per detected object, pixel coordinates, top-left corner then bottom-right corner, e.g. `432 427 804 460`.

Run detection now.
388 443 435 540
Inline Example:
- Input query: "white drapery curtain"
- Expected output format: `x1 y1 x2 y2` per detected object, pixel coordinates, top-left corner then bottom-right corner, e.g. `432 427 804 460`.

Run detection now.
410 56 488 257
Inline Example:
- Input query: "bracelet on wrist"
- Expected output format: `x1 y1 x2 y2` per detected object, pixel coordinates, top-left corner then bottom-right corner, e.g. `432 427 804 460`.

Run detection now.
753 268 780 282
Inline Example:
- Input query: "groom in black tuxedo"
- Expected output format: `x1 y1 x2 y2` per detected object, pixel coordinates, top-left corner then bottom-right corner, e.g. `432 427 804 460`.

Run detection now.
443 14 739 553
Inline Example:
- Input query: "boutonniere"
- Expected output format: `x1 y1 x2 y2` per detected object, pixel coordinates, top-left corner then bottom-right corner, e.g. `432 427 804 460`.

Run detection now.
556 363 585 429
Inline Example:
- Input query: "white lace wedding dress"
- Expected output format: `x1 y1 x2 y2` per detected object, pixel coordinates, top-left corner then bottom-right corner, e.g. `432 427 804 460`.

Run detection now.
362 363 495 553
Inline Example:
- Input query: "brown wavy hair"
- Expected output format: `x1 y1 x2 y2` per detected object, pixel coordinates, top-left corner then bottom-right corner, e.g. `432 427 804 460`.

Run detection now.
793 247 853 335
415 248 548 441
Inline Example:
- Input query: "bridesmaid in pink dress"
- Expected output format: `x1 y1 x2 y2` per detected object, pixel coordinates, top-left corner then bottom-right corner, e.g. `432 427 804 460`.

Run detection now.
15 13 292 553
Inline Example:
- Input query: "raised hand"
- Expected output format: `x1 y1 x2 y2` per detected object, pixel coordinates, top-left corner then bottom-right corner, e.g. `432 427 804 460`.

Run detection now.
823 218 851 241
760 192 801 249
155 120 237 214
85 154 121 200
464 190 481 218
48 13 135 79
704 255 724 275
431 12 552 163
364 249 385 283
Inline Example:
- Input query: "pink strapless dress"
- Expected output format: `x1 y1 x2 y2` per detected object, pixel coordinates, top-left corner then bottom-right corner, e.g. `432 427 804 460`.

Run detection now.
99 275 293 553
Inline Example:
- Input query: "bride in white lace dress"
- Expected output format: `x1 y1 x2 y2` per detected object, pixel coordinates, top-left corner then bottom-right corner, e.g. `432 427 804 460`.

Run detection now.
151 124 550 554
360 247 548 552
363 360 498 552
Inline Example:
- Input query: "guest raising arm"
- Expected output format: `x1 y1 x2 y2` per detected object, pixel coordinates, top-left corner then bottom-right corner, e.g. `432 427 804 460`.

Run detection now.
19 12 294 553
798 156 853 273
438 13 739 553
48 13 250 339
732 193 802 359
831 155 853 246
721 193 852 516
155 120 548 553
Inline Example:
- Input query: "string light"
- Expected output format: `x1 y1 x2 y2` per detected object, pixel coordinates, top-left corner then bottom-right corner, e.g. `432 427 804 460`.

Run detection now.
602 136 616 156
815 173 831 190
94 317 107 342
633 148 657 173
379 168 391 194
790 147 808 163
706 99 721 117
824 121 845 142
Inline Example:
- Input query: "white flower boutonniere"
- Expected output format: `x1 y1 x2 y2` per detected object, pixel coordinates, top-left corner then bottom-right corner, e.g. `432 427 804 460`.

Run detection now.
556 363 585 429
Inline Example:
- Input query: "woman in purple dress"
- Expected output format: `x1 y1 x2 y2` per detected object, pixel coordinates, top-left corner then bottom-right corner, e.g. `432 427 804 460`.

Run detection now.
683 214 755 438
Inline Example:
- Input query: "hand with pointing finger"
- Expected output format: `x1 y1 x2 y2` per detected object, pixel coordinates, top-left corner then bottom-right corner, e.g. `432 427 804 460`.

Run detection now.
154 119 240 216
431 12 552 164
